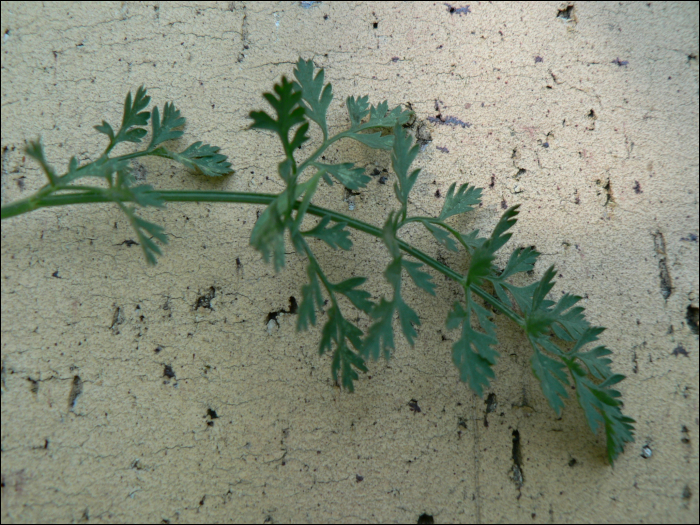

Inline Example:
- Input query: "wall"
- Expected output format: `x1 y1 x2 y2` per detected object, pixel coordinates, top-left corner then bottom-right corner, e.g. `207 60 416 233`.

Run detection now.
1 2 698 522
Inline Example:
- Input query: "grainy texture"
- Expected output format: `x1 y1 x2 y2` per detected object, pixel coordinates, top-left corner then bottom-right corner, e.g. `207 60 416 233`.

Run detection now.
1 1 698 523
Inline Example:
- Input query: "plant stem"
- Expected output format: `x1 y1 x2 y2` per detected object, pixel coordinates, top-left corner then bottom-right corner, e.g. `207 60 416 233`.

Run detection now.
1 188 523 324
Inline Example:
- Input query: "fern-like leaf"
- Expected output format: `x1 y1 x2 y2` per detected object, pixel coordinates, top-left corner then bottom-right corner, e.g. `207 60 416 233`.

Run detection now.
304 215 352 251
447 292 499 397
466 205 520 286
149 102 185 150
391 123 421 207
321 304 368 391
439 182 482 220
249 77 309 158
363 257 421 361
97 86 151 148
315 162 371 190
167 142 232 177
293 58 333 139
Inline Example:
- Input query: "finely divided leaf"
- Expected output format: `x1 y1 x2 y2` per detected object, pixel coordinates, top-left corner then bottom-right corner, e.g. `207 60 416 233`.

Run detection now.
363 298 395 361
391 123 421 206
530 338 570 415
346 131 394 150
567 327 613 380
117 203 168 266
321 305 368 392
304 215 352 250
363 257 421 360
439 182 482 220
130 183 165 209
366 101 413 129
570 370 635 465
447 293 499 397
380 212 401 259
402 259 436 296
94 121 115 142
347 95 370 127
487 246 539 306
298 263 324 331
316 163 371 190
345 97 412 149
112 86 151 145
149 102 185 150
250 77 308 158
332 277 373 313
167 142 232 177
523 267 590 340
25 139 57 184
465 206 520 286
421 220 458 252
293 58 333 138
250 195 288 272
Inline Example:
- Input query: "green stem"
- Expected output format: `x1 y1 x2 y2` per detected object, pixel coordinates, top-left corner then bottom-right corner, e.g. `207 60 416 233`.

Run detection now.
1 188 522 325
400 216 473 253
299 236 337 308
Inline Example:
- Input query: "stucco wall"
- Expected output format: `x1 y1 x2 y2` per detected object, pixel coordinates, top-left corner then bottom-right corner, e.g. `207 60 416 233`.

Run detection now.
1 2 698 523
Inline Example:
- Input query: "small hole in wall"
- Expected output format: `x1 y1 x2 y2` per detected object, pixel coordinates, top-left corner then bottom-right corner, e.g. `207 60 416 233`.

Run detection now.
686 305 699 335
557 5 574 20
417 514 434 524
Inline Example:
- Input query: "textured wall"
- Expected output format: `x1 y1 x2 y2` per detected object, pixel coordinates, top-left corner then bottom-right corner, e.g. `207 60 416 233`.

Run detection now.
1 2 698 522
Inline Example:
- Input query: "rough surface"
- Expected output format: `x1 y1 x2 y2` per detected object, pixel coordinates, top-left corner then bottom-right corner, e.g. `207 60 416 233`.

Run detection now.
1 2 698 523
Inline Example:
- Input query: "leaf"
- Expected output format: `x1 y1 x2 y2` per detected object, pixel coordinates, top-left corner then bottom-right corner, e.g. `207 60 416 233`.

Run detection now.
567 327 613 380
530 338 570 416
293 58 333 138
522 267 590 340
304 215 352 250
298 263 324 331
149 102 185 150
366 101 413 129
315 163 371 190
402 259 436 296
531 265 557 310
332 277 373 313
250 76 308 158
346 95 370 127
363 298 395 361
465 206 520 287
380 212 401 259
249 194 289 272
345 97 412 149
320 304 367 392
439 182 482 220
167 142 232 177
387 258 422 347
447 292 499 397
130 184 165 209
94 121 115 142
396 294 421 347
391 123 421 206
570 370 635 465
114 86 151 145
460 229 487 251
421 220 458 252
499 246 539 280
487 246 539 307
363 257 421 360
118 204 168 266
346 131 394 150
25 139 57 184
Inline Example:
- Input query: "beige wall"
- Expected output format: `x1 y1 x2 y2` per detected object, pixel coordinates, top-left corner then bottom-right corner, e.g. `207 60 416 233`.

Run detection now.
1 1 698 522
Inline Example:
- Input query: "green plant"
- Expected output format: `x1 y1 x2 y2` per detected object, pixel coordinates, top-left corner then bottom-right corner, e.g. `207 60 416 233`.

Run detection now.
1 59 635 464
